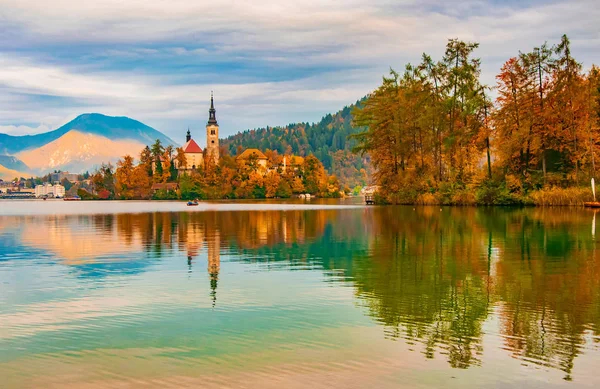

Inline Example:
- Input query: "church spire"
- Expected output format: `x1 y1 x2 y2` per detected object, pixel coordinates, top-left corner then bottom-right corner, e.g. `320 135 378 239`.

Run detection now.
208 91 218 125
186 128 191 142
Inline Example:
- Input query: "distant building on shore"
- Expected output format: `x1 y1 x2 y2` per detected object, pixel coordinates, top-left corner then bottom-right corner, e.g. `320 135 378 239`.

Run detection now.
235 151 305 177
236 149 268 170
360 185 380 195
0 180 19 193
35 183 65 198
281 155 304 174
50 172 80 183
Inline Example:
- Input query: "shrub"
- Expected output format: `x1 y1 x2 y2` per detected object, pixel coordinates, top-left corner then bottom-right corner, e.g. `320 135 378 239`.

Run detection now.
97 189 112 200
451 188 477 205
386 188 419 204
529 187 592 206
77 188 97 200
275 180 292 198
475 181 523 205
416 192 441 205
152 189 179 200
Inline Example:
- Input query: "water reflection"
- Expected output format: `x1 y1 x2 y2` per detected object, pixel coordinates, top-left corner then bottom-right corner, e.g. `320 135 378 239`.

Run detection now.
1 206 599 385
358 207 600 379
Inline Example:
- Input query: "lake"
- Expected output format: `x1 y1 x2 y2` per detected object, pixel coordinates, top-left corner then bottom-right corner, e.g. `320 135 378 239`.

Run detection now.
1 200 599 388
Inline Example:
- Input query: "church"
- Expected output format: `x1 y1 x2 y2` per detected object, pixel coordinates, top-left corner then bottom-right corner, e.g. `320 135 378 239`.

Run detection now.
177 93 220 173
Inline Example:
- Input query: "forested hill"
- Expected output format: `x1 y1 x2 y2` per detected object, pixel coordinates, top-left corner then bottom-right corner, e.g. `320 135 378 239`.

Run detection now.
222 100 372 188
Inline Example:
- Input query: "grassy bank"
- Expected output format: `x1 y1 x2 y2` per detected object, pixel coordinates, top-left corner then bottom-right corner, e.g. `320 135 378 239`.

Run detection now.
378 185 594 206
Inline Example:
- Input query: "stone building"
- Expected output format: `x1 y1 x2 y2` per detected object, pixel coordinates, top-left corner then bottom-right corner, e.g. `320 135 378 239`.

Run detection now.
236 149 268 171
180 129 204 171
177 93 220 173
35 183 65 198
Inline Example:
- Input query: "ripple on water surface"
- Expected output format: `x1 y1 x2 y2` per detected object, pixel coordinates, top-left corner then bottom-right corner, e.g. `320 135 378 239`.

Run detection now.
1 204 599 388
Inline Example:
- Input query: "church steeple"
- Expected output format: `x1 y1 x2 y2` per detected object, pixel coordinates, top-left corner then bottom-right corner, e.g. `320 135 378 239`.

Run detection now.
208 91 218 125
206 91 220 164
186 128 191 142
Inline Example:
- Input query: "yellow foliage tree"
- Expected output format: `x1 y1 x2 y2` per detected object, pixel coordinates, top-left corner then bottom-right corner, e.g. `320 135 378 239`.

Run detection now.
264 171 281 198
115 155 135 199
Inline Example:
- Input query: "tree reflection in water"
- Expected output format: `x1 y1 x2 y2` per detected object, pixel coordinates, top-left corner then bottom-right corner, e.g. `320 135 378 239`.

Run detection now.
6 206 599 379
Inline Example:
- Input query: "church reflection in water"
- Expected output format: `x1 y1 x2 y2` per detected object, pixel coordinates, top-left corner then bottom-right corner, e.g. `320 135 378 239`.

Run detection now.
3 206 600 379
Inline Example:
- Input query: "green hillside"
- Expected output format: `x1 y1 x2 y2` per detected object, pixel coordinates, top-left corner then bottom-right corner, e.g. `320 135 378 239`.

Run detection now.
222 100 372 188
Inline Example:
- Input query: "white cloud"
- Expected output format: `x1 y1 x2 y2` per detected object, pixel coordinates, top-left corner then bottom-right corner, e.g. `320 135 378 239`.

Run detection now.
0 124 51 136
0 0 598 139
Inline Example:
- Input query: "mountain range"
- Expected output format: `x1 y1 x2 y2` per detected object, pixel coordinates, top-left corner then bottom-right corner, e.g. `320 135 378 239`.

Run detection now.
0 114 176 179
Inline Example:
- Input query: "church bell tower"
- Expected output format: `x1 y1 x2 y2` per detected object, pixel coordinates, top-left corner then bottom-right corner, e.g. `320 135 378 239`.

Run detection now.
206 92 220 165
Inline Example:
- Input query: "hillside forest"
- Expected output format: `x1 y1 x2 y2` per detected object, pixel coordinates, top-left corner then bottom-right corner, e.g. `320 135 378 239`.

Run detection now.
222 103 373 189
352 35 600 205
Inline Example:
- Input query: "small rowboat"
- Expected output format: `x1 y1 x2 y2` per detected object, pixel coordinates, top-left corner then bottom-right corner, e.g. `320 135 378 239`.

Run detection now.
584 202 600 208
187 201 199 206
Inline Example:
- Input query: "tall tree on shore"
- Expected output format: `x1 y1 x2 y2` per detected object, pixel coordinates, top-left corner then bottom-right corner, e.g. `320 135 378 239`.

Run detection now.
174 147 187 172
441 39 484 181
588 66 600 178
115 155 135 199
351 35 600 203
549 34 585 182
151 139 164 178
140 146 153 177
520 43 554 180
493 57 536 180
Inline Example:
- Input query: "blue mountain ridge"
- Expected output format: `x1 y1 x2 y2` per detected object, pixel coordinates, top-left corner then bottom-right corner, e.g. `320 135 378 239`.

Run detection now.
0 113 177 155
0 155 30 172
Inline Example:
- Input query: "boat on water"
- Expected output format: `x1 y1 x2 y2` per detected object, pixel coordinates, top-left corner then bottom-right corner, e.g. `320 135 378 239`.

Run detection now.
187 200 199 206
64 196 81 201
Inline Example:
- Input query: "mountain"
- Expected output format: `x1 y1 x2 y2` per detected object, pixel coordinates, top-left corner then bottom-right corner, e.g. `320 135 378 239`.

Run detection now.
0 114 176 179
0 113 175 155
16 131 146 173
222 100 372 188
0 155 30 172
0 164 31 180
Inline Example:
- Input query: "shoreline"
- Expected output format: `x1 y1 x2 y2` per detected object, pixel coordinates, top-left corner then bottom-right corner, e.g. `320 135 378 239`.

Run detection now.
1 196 598 208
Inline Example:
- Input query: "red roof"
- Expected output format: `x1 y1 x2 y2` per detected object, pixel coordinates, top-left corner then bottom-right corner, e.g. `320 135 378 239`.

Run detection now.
183 139 202 153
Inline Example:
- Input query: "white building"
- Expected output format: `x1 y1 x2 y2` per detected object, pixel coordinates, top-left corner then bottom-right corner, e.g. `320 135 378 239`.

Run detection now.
35 183 66 198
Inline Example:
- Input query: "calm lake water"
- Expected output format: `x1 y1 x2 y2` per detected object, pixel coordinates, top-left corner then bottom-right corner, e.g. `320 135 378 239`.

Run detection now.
1 200 599 388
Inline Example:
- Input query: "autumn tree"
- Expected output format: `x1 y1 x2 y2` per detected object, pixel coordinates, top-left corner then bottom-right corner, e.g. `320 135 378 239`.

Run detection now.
115 155 135 199
493 57 537 180
264 171 281 198
140 146 153 177
91 163 115 199
301 155 327 195
151 139 164 178
174 147 187 172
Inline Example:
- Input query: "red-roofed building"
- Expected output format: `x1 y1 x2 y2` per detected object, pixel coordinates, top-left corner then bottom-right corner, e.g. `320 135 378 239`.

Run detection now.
177 129 204 173
183 138 203 154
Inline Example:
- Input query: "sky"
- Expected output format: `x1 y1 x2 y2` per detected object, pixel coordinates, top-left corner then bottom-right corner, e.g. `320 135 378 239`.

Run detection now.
0 0 599 144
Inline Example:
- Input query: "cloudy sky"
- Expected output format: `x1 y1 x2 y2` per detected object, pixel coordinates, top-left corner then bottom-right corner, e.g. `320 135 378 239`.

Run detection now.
0 0 598 143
